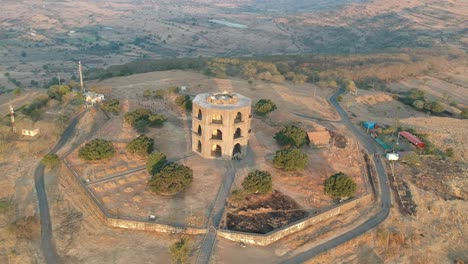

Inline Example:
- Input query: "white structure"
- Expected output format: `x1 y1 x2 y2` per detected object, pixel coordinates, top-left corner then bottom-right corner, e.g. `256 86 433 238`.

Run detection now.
84 91 105 105
21 128 40 137
386 153 399 161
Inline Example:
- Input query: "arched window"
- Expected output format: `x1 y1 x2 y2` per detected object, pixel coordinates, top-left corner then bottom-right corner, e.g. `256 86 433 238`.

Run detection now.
211 144 222 157
212 129 222 140
197 109 202 120
232 143 241 156
233 128 241 139
212 113 223 124
234 112 242 123
197 125 202 136
197 140 202 152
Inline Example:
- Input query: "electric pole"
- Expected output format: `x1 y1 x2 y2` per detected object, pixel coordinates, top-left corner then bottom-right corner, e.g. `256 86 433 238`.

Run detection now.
78 61 84 93
9 104 16 133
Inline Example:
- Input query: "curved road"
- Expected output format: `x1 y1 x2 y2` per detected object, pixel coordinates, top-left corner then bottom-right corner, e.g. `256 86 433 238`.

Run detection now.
283 88 391 263
34 110 89 264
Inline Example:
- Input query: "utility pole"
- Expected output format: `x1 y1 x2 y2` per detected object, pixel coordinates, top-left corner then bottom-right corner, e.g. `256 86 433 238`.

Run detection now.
9 104 16 133
78 61 84 93
57 72 61 86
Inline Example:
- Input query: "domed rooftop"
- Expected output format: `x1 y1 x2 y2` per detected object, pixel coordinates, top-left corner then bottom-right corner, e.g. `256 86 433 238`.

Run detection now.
193 92 251 110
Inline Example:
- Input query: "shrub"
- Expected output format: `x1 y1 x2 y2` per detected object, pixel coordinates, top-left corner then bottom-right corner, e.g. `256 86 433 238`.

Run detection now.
412 100 424 110
101 99 120 113
127 135 154 157
430 101 445 113
254 99 277 116
402 151 421 165
273 148 308 171
146 152 167 175
324 172 357 198
148 162 193 195
12 88 22 96
461 109 468 119
170 238 190 264
274 125 308 148
124 108 167 131
78 139 115 161
175 95 192 111
242 170 272 195
41 153 60 168
47 85 71 101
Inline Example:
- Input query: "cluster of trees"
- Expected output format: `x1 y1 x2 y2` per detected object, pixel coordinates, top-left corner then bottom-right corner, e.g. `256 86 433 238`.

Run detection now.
145 152 193 195
241 170 273 195
47 85 71 101
254 99 277 116
19 95 49 122
324 172 357 198
170 238 190 264
175 95 192 111
400 89 445 114
78 139 115 161
124 108 167 133
274 125 308 148
127 135 154 157
101 99 120 114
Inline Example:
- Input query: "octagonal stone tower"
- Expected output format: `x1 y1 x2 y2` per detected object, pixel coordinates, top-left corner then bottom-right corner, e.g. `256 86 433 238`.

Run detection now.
192 92 252 160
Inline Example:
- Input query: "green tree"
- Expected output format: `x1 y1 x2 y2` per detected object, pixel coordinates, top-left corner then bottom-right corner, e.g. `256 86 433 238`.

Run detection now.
12 88 22 96
170 238 190 264
242 170 272 195
148 163 193 195
148 114 167 127
430 101 445 113
324 172 357 198
175 95 192 111
412 100 424 110
346 80 357 94
78 139 115 161
101 99 120 114
143 89 152 99
47 85 71 101
274 125 308 148
41 154 60 169
408 89 425 101
254 99 277 116
124 108 167 131
461 109 468 119
127 135 154 157
273 148 308 171
146 152 167 175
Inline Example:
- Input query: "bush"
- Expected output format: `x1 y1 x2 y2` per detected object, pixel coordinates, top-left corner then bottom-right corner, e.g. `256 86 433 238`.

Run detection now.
101 99 120 113
461 109 468 119
148 163 193 195
242 170 272 195
127 135 154 157
78 139 115 161
324 172 357 198
254 99 277 116
175 95 192 111
336 95 343 102
170 238 190 264
402 151 421 165
430 101 445 113
274 125 308 148
146 152 167 175
47 85 71 101
41 153 60 168
273 148 308 171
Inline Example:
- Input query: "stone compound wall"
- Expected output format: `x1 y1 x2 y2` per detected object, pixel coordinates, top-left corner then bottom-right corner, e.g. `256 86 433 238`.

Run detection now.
217 193 374 246
192 92 252 160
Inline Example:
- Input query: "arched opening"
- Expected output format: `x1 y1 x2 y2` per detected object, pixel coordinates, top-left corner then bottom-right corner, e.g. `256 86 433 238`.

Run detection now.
212 113 223 124
197 109 202 120
197 140 202 152
233 128 241 139
234 112 242 123
211 144 222 157
232 143 241 160
197 125 202 136
212 129 222 140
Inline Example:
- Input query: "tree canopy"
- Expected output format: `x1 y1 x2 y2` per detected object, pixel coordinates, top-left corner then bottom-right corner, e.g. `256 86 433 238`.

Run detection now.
124 108 167 132
78 139 115 161
47 85 71 101
146 152 167 175
127 135 154 157
170 238 190 264
175 95 192 111
41 153 60 169
324 172 357 198
274 125 308 148
273 148 308 171
254 99 277 116
242 170 272 195
148 162 193 195
101 99 120 114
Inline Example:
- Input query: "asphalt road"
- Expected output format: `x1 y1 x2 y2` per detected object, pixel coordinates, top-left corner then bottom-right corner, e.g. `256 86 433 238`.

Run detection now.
282 88 391 264
34 110 88 264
